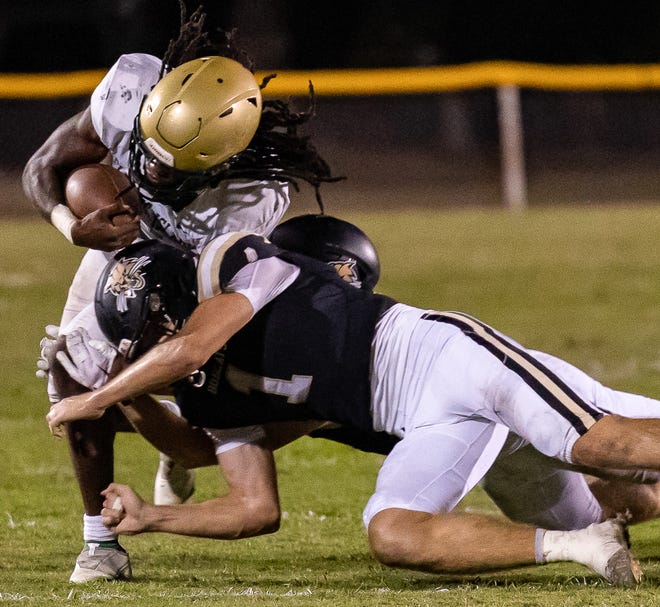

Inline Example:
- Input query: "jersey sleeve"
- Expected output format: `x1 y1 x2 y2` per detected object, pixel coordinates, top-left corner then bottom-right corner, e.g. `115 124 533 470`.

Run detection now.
90 53 162 151
197 232 300 313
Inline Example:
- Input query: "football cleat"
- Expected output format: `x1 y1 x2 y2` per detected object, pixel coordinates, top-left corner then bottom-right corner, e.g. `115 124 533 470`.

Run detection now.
69 542 132 583
153 453 195 505
575 517 642 585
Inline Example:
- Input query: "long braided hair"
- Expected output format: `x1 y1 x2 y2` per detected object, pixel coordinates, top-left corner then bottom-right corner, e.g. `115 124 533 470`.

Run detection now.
161 1 342 211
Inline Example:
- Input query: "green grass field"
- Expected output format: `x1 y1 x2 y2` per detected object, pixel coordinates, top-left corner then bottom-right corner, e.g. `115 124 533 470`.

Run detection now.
2 206 660 606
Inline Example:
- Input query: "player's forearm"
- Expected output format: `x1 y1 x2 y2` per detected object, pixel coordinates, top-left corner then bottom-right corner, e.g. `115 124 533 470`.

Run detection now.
91 336 202 409
95 296 253 408
22 107 107 221
139 496 281 539
22 158 66 220
118 396 216 469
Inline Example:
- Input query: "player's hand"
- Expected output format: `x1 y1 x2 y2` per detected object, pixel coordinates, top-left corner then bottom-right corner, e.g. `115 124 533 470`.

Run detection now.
46 392 106 437
55 328 117 389
101 483 147 535
36 323 60 379
36 324 68 405
36 324 60 379
71 200 140 251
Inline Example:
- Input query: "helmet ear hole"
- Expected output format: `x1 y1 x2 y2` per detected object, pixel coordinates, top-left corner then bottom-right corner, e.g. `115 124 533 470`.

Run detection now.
147 292 162 312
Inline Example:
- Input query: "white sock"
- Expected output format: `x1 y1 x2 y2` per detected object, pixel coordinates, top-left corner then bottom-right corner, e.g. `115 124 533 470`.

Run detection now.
159 399 181 463
538 526 605 567
537 528 576 563
83 514 116 543
534 528 547 563
536 520 640 584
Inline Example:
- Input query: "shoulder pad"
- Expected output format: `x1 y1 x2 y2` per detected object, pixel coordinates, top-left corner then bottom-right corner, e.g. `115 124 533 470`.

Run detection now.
197 232 281 299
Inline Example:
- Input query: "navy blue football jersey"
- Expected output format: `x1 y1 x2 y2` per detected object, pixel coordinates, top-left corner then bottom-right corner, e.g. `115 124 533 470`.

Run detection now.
175 234 395 433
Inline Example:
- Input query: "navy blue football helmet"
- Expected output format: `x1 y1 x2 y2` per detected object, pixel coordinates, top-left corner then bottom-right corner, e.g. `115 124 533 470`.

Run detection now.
270 214 380 291
94 240 198 361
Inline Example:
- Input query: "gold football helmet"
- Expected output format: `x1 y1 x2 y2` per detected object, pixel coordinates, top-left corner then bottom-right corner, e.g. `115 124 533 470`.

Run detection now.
129 56 262 208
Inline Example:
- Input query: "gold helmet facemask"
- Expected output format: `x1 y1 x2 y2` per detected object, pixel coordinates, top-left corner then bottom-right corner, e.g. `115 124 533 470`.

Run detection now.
129 56 262 209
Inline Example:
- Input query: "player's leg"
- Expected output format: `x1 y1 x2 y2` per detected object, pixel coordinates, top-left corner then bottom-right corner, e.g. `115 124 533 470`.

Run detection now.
47 251 130 582
50 323 131 582
572 415 660 471
363 424 640 584
524 349 660 471
53 252 196 581
586 474 660 523
524 354 660 471
49 333 117 521
368 508 640 584
423 313 660 469
364 423 536 571
64 415 133 583
53 300 117 519
363 422 541 571
480 341 660 505
367 309 641 581
479 443 646 583
483 436 660 526
481 436 604 530
49 349 131 582
368 508 537 570
153 400 196 505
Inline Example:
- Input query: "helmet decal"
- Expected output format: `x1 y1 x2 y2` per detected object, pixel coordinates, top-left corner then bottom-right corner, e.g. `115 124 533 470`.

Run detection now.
144 137 175 167
103 255 152 313
329 259 361 288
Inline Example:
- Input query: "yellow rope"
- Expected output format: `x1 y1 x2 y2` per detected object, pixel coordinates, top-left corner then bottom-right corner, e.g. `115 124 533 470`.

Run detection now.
4 62 660 99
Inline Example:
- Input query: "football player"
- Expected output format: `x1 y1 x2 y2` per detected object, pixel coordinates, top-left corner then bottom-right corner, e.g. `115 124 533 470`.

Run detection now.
47 221 660 586
24 2 338 583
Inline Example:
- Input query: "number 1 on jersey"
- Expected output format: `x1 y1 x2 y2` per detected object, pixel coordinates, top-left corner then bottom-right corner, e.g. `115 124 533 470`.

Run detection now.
226 364 312 404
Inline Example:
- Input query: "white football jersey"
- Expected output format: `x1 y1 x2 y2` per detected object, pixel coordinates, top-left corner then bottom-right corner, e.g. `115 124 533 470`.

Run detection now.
90 53 160 169
89 53 290 254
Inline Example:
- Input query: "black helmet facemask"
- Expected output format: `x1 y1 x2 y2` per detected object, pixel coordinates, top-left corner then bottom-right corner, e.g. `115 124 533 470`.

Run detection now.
117 289 183 361
128 114 224 211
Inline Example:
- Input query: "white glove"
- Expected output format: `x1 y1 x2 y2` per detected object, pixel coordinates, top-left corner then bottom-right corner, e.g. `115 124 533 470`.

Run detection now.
36 324 60 380
55 327 118 390
35 324 62 404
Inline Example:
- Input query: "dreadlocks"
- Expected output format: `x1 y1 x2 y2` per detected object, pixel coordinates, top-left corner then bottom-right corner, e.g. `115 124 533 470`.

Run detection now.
221 83 344 213
161 2 252 75
160 1 342 210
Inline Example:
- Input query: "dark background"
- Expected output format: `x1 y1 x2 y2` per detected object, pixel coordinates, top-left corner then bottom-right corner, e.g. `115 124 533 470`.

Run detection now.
2 1 660 71
2 1 660 210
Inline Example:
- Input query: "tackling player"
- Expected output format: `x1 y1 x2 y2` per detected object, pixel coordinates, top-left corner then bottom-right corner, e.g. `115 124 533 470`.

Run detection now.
24 1 338 583
47 218 660 586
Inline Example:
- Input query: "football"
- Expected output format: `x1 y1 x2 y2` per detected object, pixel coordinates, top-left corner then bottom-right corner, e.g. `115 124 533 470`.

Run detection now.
64 164 141 223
